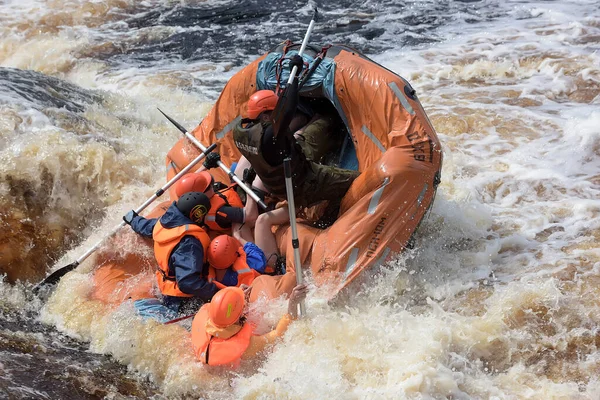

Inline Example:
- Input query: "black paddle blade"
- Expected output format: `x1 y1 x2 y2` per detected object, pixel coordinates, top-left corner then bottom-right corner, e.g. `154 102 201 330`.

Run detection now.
33 261 79 295
158 108 189 134
271 77 299 137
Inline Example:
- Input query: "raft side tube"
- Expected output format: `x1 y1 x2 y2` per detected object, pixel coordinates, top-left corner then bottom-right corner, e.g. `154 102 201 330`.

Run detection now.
305 49 443 293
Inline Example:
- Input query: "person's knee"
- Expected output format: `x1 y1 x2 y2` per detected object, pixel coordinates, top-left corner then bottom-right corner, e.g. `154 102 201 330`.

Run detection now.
255 212 270 228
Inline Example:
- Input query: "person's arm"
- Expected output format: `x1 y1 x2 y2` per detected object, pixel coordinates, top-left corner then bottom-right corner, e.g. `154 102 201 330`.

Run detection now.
243 284 308 358
130 215 158 238
271 55 303 138
171 236 218 301
214 206 245 227
244 314 294 358
261 124 292 166
220 269 239 287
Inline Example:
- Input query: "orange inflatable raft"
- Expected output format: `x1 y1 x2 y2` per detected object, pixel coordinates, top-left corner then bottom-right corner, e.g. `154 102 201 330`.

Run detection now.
89 42 442 307
165 42 443 297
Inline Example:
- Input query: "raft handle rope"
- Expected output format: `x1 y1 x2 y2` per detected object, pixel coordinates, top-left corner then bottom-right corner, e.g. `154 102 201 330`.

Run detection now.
274 39 294 96
33 143 218 293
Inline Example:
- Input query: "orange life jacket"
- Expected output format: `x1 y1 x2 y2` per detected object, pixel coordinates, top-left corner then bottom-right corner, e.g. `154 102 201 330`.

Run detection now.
153 221 211 297
205 186 244 232
191 304 254 367
207 246 261 290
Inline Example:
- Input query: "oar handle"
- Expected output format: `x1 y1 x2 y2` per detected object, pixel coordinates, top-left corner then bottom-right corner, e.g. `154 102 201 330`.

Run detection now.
286 7 319 86
298 55 323 91
133 143 217 215
283 157 305 317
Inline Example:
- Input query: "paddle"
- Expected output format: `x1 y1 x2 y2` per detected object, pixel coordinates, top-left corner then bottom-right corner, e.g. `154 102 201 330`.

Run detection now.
157 108 269 210
271 7 319 137
33 142 218 294
283 157 306 317
298 51 325 91
163 313 195 325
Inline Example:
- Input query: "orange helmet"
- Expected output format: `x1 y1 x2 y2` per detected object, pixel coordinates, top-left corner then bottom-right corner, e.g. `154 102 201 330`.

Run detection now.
247 90 278 120
209 287 245 328
208 235 241 269
174 172 213 198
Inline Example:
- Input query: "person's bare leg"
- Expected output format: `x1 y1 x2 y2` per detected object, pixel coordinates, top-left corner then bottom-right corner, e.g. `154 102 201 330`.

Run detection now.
254 206 290 267
232 222 254 244
236 155 265 227
243 188 258 226
235 156 252 181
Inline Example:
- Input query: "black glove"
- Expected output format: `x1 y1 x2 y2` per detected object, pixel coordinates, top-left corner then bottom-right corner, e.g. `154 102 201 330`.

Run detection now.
203 152 221 170
242 167 256 185
289 55 304 72
123 210 138 225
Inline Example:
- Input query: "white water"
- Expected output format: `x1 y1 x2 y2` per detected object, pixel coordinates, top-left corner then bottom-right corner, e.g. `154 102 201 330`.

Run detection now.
2 0 600 398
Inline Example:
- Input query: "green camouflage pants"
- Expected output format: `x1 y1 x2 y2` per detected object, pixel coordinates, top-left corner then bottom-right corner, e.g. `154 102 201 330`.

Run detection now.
296 162 360 208
295 115 344 163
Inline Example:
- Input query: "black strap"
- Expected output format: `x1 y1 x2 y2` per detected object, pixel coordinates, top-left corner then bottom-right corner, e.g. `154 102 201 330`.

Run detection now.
205 337 213 365
158 267 176 282
214 189 231 207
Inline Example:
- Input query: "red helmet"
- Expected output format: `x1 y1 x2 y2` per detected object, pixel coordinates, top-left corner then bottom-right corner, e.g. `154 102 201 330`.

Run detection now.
209 287 245 328
247 90 278 120
208 235 241 270
174 172 213 198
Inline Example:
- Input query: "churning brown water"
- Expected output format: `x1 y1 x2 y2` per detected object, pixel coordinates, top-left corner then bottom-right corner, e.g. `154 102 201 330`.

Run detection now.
1 0 599 398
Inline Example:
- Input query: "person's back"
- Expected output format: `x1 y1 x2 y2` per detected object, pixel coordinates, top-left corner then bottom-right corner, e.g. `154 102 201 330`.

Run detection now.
191 284 308 367
123 191 218 314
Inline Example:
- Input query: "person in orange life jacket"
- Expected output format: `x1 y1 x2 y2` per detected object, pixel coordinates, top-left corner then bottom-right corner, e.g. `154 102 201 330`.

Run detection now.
123 192 217 314
191 283 308 367
174 169 258 244
206 234 276 289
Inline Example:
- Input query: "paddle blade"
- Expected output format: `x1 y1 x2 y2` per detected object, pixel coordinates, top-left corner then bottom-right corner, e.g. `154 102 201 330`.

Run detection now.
271 77 299 137
33 262 79 294
158 108 189 134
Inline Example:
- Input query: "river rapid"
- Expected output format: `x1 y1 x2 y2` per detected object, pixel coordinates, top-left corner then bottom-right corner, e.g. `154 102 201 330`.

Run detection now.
1 0 599 399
